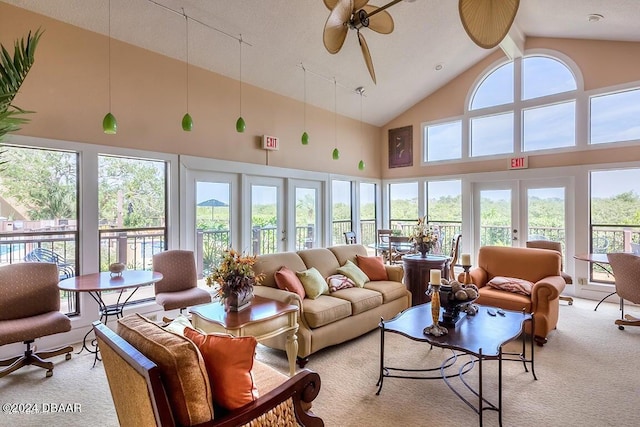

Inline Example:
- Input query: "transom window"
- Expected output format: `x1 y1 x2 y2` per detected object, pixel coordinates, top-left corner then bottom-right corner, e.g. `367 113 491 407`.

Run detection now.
423 53 580 163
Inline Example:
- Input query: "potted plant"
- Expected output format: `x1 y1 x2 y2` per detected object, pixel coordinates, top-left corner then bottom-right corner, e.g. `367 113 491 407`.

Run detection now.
205 249 264 311
408 215 439 257
0 29 43 145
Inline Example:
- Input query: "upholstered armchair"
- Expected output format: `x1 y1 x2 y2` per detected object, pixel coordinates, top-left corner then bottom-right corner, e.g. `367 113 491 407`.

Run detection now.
461 246 565 346
526 240 574 305
152 250 212 314
0 263 73 378
607 253 640 330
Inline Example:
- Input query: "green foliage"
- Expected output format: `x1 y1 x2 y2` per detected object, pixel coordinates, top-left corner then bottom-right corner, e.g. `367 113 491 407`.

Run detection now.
591 191 640 225
0 147 76 219
0 29 43 142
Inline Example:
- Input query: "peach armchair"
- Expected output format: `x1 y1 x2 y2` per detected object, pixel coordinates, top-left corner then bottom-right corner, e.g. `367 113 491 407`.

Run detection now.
461 246 565 346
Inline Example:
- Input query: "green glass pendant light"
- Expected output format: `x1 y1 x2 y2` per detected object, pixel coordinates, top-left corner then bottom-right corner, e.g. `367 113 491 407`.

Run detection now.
332 148 340 160
103 112 117 134
358 160 365 170
103 0 117 135
182 113 193 131
236 37 245 133
182 13 193 132
236 116 246 133
301 64 309 145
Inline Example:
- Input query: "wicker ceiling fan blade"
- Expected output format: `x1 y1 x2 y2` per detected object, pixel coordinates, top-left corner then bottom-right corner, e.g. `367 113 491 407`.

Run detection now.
323 0 368 11
459 0 520 49
362 5 394 34
323 0 353 54
358 31 377 84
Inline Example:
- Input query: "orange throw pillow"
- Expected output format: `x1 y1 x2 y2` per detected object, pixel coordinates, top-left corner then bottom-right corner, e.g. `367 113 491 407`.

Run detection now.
274 266 306 299
356 255 388 281
184 327 259 411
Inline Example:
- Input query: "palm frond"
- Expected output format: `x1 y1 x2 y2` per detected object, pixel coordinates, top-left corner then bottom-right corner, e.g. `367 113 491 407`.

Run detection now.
0 28 43 141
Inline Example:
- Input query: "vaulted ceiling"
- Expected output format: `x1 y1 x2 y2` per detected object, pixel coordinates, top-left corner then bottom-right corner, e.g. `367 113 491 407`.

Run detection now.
5 0 640 126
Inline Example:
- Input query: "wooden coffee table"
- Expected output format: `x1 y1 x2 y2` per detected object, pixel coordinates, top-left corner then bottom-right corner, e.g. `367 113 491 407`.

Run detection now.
189 296 299 376
377 303 535 426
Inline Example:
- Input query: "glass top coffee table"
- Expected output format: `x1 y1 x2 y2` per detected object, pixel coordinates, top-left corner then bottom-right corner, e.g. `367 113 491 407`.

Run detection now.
377 303 535 426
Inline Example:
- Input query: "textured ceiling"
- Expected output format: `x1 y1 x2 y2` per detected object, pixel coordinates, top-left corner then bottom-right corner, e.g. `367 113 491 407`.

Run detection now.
4 0 640 126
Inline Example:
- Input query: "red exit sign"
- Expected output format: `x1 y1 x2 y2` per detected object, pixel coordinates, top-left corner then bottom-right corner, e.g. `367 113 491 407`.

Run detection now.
509 156 528 169
262 135 279 151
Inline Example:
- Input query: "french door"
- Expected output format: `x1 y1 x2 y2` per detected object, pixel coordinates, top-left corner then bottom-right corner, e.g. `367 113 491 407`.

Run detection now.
472 178 570 254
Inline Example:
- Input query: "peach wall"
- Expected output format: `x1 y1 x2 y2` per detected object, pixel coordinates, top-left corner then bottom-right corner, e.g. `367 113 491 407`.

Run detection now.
0 4 381 177
381 38 640 179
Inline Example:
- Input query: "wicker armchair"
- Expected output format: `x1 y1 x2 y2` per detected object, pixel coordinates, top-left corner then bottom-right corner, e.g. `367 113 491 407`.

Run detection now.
94 321 323 426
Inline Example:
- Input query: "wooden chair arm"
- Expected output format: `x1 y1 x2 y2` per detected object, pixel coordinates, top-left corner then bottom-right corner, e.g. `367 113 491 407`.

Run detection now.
203 369 323 427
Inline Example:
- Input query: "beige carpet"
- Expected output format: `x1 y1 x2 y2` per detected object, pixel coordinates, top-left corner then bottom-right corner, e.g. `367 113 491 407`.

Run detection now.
2 298 639 426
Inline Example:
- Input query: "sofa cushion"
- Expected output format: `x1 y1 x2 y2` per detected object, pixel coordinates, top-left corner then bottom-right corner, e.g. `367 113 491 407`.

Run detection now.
163 314 193 336
298 248 341 278
302 295 352 328
330 287 383 315
297 267 329 299
184 328 259 411
337 260 370 287
487 276 534 295
253 252 308 288
364 280 410 304
275 266 306 299
356 255 388 281
329 244 368 266
477 287 532 312
326 274 355 292
117 313 214 426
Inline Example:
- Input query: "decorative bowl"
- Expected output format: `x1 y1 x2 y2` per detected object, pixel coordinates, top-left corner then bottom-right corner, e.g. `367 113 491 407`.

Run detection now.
109 262 126 277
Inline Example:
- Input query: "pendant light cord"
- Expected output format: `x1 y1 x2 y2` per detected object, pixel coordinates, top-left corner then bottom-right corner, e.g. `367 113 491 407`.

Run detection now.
239 36 243 116
183 9 189 112
108 0 112 112
334 78 337 150
302 63 307 129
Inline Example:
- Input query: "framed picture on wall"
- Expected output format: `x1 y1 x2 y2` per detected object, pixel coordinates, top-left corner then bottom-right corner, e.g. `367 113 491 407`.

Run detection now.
388 125 413 168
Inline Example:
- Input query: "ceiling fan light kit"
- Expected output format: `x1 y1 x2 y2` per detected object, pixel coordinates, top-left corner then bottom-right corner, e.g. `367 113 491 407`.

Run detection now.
458 0 520 49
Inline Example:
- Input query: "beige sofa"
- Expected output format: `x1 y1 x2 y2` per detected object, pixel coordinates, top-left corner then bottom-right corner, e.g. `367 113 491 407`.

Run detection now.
253 244 412 366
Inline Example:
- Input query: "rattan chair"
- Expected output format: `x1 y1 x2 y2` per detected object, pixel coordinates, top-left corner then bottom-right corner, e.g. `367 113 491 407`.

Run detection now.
606 253 640 330
0 263 73 378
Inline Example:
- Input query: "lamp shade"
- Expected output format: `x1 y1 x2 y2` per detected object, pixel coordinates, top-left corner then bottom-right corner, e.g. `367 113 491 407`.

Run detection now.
458 0 519 49
236 116 246 133
332 148 340 160
182 113 193 131
358 160 365 170
301 131 309 145
103 112 117 134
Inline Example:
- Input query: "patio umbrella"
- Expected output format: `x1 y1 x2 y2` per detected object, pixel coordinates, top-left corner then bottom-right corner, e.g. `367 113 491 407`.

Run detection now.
197 198 228 221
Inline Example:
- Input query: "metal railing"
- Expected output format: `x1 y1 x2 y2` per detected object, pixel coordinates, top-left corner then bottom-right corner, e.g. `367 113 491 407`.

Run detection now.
98 227 166 271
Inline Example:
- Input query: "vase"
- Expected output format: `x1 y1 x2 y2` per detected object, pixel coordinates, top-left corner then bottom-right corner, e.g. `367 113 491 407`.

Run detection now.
224 288 254 312
418 243 431 257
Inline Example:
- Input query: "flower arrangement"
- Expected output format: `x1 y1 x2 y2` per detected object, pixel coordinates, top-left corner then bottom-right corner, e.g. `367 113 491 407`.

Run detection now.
408 216 439 254
206 249 264 302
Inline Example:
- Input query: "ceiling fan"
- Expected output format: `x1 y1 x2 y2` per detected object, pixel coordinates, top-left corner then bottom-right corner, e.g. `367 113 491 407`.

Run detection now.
322 0 402 84
458 0 520 49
